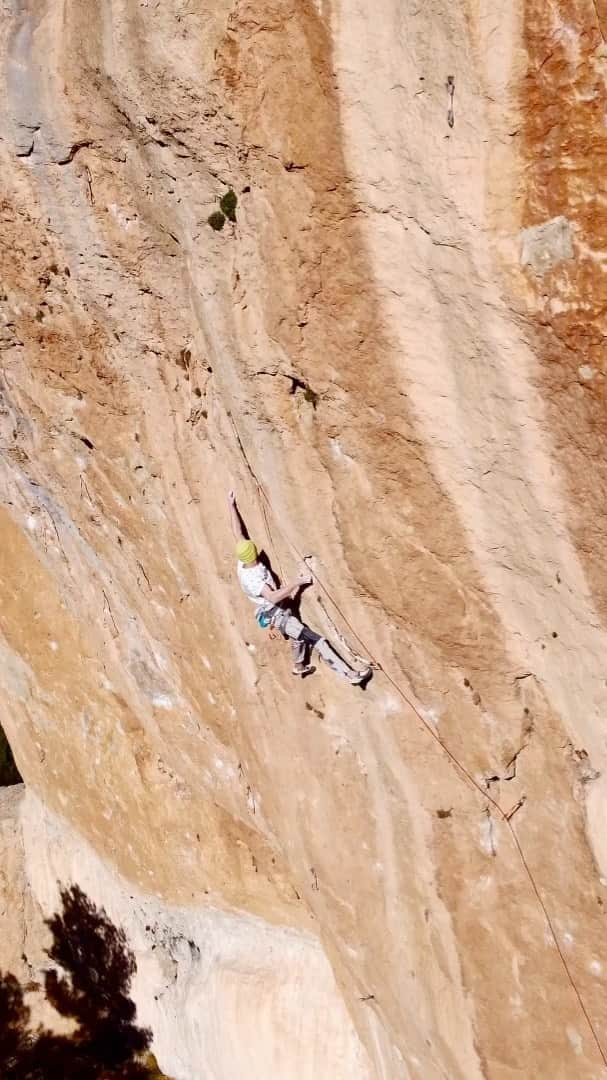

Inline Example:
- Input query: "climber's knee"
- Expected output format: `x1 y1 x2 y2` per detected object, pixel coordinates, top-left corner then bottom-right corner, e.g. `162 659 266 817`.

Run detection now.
301 626 321 648
314 635 325 651
277 614 304 641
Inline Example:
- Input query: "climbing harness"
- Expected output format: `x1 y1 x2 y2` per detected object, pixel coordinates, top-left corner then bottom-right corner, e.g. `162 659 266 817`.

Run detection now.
228 410 607 1068
255 606 281 642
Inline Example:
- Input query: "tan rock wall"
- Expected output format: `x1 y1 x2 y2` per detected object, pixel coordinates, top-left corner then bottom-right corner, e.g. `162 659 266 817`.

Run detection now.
0 1 606 1076
5 789 372 1080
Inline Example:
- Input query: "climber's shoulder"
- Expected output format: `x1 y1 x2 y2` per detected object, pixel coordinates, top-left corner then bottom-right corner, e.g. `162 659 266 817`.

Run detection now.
237 560 275 599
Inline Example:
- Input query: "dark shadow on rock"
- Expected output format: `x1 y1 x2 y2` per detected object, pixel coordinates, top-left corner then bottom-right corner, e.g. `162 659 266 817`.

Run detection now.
0 724 22 786
0 971 35 1071
0 884 163 1079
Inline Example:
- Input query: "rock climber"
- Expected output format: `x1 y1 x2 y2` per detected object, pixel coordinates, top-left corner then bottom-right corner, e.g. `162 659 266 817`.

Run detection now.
228 490 372 686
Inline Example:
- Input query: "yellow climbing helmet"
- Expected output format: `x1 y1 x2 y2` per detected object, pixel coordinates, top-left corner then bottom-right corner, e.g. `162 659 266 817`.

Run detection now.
236 539 258 564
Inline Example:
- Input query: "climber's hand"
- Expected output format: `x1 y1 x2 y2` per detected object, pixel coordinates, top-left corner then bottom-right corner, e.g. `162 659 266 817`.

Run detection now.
298 570 313 586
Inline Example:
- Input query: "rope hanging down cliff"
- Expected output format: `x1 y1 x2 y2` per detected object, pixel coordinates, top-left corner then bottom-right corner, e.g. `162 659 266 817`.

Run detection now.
227 410 607 1069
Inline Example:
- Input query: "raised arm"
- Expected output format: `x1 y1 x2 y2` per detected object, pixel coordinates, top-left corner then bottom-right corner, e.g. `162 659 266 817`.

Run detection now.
228 490 246 542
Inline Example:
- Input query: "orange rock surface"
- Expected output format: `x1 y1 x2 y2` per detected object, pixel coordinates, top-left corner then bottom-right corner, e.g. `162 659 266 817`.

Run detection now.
1 1 607 1076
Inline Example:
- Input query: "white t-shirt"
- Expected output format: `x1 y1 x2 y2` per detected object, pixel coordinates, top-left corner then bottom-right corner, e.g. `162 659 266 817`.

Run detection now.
237 561 277 612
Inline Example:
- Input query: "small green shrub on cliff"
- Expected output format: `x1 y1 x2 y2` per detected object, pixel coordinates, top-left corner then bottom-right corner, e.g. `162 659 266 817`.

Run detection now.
303 387 319 409
207 189 238 232
219 188 238 222
207 210 226 232
143 1052 172 1078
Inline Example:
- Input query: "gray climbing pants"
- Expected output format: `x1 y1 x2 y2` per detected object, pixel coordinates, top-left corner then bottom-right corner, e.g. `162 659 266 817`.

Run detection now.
268 607 355 680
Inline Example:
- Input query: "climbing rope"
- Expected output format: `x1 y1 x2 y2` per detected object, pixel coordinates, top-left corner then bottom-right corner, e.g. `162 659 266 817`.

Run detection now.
228 412 607 1067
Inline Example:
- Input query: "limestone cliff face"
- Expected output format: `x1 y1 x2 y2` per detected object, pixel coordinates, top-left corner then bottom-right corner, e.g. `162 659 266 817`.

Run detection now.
1 1 607 1077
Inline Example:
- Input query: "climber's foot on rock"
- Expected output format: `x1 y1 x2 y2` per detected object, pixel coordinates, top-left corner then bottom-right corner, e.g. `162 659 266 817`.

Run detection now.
348 665 372 687
293 663 315 678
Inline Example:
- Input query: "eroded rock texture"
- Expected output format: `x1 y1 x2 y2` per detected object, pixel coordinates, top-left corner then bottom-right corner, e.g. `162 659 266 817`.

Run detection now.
1 1 607 1077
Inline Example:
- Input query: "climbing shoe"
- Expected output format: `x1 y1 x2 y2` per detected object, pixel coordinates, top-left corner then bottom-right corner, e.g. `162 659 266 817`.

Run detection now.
292 664 315 678
349 666 372 687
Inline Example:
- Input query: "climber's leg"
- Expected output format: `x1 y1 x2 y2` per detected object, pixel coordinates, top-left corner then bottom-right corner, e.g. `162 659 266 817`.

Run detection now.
304 629 372 686
273 612 314 676
272 611 371 685
313 636 356 680
290 636 307 670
